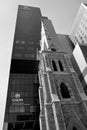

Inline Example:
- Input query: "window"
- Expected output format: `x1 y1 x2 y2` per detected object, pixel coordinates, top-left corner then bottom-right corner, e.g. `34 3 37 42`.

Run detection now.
72 127 77 130
22 6 31 11
25 53 35 58
60 83 70 98
8 123 14 130
51 48 56 51
21 41 25 44
15 46 24 50
15 40 25 44
14 53 21 58
15 106 20 113
9 106 14 113
9 105 25 113
15 40 20 44
52 60 57 71
27 41 34 45
17 115 31 121
30 106 36 112
58 60 64 71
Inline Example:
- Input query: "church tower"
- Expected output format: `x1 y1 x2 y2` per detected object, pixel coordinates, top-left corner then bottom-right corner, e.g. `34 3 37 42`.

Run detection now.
38 17 87 130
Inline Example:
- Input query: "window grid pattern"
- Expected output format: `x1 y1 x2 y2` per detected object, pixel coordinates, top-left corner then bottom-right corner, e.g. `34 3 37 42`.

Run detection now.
5 74 39 117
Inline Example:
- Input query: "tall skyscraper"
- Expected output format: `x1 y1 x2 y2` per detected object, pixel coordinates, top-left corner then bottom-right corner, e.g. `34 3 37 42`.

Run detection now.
3 5 41 130
3 4 87 130
71 43 87 95
69 3 87 95
69 3 87 46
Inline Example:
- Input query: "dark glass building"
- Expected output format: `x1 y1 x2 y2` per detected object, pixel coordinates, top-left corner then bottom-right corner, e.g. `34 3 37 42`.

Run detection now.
3 5 41 130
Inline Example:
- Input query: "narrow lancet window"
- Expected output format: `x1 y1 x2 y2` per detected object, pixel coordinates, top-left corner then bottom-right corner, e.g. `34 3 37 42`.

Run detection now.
60 83 70 98
72 127 77 130
52 60 57 71
58 60 64 71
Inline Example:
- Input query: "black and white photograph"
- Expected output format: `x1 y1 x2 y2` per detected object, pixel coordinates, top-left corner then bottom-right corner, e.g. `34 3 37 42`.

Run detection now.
0 0 87 129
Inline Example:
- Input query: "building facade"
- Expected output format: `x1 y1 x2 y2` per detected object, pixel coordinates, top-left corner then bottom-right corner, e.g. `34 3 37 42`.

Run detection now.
57 34 74 57
38 17 87 130
69 3 87 46
3 4 87 130
69 3 87 95
71 44 87 95
3 5 41 130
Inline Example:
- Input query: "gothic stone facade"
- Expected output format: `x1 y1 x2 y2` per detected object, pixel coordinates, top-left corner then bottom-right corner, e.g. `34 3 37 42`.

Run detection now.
38 50 87 130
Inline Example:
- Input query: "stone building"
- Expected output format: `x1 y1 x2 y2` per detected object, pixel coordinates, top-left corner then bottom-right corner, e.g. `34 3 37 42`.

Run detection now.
38 17 87 130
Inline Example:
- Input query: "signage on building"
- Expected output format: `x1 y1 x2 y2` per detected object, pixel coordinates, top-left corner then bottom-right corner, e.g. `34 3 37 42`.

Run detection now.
12 93 23 102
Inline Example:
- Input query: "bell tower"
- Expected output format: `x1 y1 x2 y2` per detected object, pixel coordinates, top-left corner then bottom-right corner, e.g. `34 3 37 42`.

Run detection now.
38 17 87 130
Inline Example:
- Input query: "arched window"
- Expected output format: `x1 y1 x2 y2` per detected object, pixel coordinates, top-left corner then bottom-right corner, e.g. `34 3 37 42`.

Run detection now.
51 48 56 51
72 127 77 130
60 82 70 98
58 60 64 71
52 60 57 71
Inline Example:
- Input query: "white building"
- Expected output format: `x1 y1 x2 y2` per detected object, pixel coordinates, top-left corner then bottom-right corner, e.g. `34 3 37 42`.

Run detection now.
71 43 87 95
69 3 87 94
69 3 87 45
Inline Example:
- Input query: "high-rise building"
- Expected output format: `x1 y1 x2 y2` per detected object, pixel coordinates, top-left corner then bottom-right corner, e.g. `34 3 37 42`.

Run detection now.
3 4 87 130
69 3 87 95
3 5 41 130
71 43 87 95
69 3 87 46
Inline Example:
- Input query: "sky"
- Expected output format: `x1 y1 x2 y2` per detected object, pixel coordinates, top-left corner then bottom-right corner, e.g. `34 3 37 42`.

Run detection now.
0 0 87 129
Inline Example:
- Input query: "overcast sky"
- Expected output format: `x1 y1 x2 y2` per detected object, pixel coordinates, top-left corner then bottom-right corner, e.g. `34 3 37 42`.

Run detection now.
0 0 87 129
